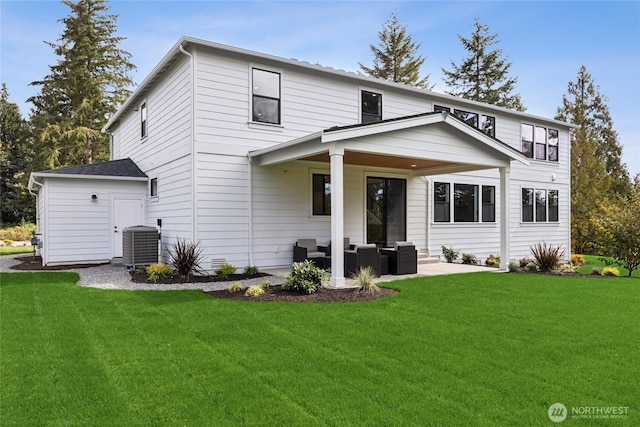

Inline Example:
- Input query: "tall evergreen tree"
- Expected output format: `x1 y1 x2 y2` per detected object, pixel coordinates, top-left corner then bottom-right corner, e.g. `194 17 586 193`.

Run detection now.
555 66 632 253
359 12 432 89
29 0 135 169
442 17 525 111
1 84 34 224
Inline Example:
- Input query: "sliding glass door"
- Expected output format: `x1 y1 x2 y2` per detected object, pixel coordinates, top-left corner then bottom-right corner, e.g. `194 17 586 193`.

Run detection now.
366 177 406 247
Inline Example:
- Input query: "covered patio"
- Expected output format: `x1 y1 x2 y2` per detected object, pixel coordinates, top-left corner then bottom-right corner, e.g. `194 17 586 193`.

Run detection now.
249 111 528 287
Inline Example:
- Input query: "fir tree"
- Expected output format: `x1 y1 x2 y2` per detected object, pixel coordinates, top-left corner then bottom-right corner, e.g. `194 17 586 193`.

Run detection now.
442 17 525 111
555 66 632 253
1 84 34 224
359 12 432 89
29 0 135 169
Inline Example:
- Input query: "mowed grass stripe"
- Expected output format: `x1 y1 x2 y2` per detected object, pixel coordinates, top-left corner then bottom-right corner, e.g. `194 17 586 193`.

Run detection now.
1 271 638 426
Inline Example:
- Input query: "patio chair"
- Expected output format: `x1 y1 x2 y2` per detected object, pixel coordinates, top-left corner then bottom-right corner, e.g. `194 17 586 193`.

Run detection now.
319 237 353 255
344 243 381 277
293 239 328 269
380 241 417 275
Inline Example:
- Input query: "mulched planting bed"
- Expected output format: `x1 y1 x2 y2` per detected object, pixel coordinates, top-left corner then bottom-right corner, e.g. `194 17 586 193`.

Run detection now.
9 255 108 271
129 271 272 284
205 284 399 303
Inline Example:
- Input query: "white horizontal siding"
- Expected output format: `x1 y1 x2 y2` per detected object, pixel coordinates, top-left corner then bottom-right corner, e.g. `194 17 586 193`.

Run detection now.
41 178 146 265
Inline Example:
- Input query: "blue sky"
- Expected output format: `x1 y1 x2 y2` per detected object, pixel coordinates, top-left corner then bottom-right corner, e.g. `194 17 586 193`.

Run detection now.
2 0 639 176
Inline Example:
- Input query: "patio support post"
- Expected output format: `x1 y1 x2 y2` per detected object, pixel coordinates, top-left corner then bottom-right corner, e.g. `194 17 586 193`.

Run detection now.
329 146 346 288
499 166 511 271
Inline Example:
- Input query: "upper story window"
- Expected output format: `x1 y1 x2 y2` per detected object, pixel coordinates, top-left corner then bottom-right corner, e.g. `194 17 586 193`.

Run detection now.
522 123 559 162
361 91 382 123
453 109 479 128
436 105 495 137
312 174 331 215
150 177 158 197
140 102 147 139
252 68 281 125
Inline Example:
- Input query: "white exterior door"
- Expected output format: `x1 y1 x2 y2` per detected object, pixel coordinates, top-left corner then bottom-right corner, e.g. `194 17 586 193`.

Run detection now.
112 198 144 258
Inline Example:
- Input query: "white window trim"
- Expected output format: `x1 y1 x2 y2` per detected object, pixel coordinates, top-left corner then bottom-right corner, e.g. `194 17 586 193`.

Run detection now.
431 180 496 225
140 99 148 141
359 86 384 123
149 177 159 201
248 64 284 128
520 186 560 224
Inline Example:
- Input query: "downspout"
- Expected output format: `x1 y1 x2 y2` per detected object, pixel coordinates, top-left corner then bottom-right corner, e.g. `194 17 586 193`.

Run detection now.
247 156 254 266
28 176 45 262
179 43 197 243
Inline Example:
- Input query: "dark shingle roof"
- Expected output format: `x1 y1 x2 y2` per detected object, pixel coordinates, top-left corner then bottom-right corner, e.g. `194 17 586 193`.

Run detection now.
43 158 147 178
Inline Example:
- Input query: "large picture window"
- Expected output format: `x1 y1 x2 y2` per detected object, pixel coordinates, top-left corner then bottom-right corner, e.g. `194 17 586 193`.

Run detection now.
252 68 281 124
361 91 382 123
312 174 330 215
434 182 450 222
454 184 479 222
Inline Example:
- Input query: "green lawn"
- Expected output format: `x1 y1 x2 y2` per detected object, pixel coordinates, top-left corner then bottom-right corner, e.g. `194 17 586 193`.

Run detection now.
0 246 33 256
577 255 640 278
1 272 638 426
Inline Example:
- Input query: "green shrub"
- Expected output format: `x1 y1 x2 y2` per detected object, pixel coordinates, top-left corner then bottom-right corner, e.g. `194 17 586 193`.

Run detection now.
146 263 173 282
591 267 602 276
215 263 237 280
508 261 519 272
461 253 478 265
3 239 14 246
441 245 459 263
283 260 326 294
602 266 619 277
227 283 243 293
245 285 265 298
352 266 379 293
134 266 147 275
525 262 538 272
169 239 204 278
259 280 272 289
530 242 565 272
558 263 574 271
486 254 500 268
519 257 533 268
243 265 260 276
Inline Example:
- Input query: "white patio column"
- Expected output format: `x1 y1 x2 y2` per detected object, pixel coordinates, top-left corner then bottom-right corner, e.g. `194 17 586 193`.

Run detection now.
329 146 345 288
499 166 511 271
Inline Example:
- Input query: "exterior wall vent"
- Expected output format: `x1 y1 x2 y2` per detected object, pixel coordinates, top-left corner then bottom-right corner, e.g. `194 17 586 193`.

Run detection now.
122 225 159 268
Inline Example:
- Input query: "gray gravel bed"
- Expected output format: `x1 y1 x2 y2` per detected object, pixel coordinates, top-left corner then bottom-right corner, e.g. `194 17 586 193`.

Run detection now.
0 254 286 291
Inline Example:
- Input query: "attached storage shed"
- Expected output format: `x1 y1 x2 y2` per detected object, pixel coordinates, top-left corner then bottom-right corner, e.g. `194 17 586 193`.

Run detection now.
28 159 148 266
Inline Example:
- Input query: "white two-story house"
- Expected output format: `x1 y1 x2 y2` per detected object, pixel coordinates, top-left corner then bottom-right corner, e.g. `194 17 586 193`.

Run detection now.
29 36 572 286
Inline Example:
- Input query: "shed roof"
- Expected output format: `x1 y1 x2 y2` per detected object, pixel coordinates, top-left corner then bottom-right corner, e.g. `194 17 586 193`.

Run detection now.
39 158 147 178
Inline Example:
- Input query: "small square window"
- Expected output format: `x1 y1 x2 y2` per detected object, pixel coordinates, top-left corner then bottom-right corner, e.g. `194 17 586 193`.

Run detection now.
150 178 158 197
434 105 451 113
361 91 382 123
480 115 495 137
